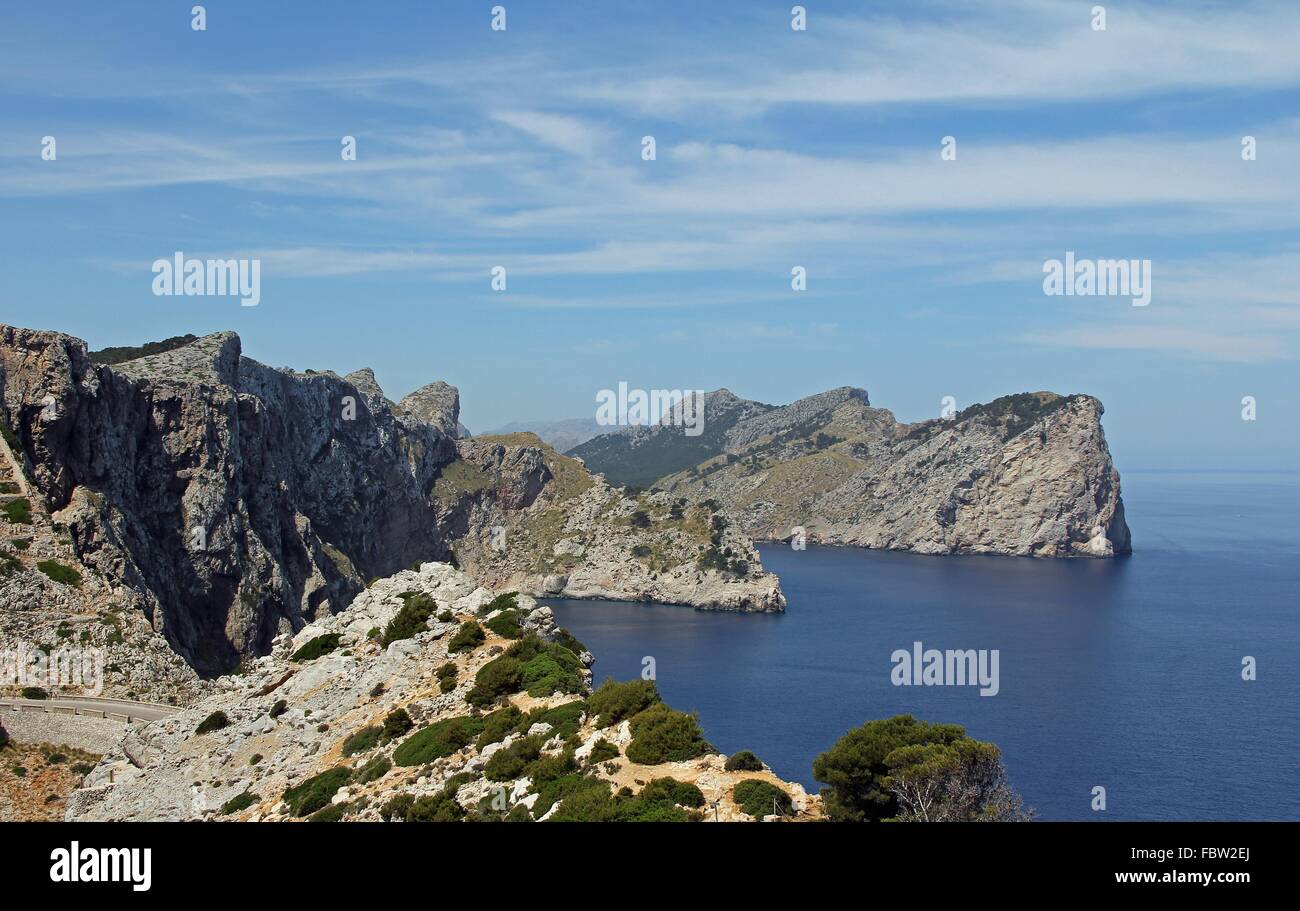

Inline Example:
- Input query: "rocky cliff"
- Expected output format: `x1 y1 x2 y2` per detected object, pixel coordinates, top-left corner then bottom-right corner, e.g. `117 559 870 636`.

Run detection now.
581 388 1131 558
67 562 816 823
0 326 784 683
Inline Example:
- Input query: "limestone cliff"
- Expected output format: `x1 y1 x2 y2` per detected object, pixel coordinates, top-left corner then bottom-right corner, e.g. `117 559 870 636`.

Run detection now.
582 388 1131 558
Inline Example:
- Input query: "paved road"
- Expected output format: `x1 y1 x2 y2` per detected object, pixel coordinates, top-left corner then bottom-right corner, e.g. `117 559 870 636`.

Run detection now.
0 695 178 722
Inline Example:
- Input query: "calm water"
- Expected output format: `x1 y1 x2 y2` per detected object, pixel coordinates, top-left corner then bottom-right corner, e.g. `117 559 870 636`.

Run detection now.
547 472 1300 821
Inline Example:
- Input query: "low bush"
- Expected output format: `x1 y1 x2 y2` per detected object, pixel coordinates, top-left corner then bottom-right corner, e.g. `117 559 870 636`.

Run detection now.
356 755 391 784
551 628 588 657
283 766 352 817
586 738 620 765
392 715 484 766
195 711 230 735
724 750 764 772
485 609 522 639
479 591 518 615
640 777 705 808
307 803 347 822
475 705 524 750
269 699 288 719
466 656 524 707
483 735 544 781
219 791 258 816
2 499 32 525
380 707 413 742
626 703 710 765
291 633 341 662
381 592 437 646
436 609 454 623
448 620 486 653
20 686 48 700
37 560 82 588
587 678 660 727
733 779 792 818
436 662 457 693
341 726 381 757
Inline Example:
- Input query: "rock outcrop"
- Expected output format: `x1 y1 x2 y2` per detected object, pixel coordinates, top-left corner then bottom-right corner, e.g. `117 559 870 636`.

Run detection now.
578 388 1131 558
66 562 816 823
0 326 785 681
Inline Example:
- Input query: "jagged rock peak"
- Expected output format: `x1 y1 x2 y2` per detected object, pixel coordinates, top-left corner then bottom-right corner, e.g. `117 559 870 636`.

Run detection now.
399 381 461 437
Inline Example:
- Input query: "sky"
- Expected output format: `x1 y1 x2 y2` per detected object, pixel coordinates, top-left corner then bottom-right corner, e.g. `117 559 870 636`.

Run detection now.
1 0 1298 469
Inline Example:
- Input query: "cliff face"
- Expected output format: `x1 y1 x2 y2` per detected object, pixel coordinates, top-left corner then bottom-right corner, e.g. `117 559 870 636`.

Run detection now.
589 388 1131 558
0 326 456 675
431 433 785 612
0 327 785 680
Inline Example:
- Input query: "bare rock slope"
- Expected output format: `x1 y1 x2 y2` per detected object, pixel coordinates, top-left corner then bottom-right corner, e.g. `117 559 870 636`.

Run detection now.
580 388 1130 558
67 562 815 823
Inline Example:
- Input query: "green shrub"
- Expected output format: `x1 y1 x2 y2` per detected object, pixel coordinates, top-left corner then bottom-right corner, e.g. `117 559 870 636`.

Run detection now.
307 803 347 822
436 610 454 623
533 773 607 818
291 633 341 662
724 750 764 772
405 792 464 822
392 715 484 766
483 735 544 781
436 662 457 693
20 686 48 700
625 704 709 765
524 700 586 740
356 755 391 784
9 537 31 551
0 718 8 749
525 750 576 787
2 499 31 525
0 422 19 451
640 777 705 808
448 621 485 653
479 591 518 615
466 656 524 707
520 648 583 697
341 725 382 757
548 779 699 822
71 761 94 775
249 754 263 766
381 793 414 821
381 592 437 646
219 790 258 816
282 766 351 817
587 678 660 727
551 628 588 657
37 560 81 588
732 779 792 818
475 705 524 750
269 699 288 719
586 738 619 765
485 610 522 639
381 707 413 742
195 711 230 735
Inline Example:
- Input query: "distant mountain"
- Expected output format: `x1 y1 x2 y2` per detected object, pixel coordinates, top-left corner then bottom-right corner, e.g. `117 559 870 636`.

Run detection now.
479 417 607 453
567 389 776 489
572 386 1131 558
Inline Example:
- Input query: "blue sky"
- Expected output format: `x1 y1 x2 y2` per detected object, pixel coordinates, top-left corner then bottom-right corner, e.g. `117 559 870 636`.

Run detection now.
2 0 1298 469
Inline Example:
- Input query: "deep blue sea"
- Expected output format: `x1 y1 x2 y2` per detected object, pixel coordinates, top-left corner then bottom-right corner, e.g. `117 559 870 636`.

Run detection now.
546 471 1300 821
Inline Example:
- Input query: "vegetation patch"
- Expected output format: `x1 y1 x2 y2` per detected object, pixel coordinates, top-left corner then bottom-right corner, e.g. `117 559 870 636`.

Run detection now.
640 777 705 808
2 499 32 525
732 779 792 819
88 334 199 365
283 766 352 817
484 609 523 639
436 661 457 693
381 592 437 646
392 715 484 766
587 678 661 727
625 703 710 765
586 738 620 765
218 790 258 816
447 620 485 653
36 559 83 588
195 711 230 735
291 633 341 662
724 750 765 772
